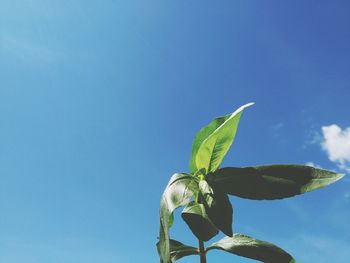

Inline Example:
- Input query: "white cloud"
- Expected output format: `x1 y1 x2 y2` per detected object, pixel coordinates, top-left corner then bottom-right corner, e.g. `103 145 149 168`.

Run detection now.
305 162 322 169
321 124 350 172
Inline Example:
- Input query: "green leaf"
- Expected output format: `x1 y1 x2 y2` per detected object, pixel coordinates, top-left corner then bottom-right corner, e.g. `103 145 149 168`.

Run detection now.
158 174 199 263
157 239 199 262
199 180 233 237
208 165 345 200
189 116 228 174
189 102 254 174
207 234 295 263
181 203 219 241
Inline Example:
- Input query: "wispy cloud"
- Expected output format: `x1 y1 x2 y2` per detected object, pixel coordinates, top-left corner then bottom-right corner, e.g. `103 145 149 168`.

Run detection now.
1 34 64 65
289 234 350 263
344 192 350 203
302 128 322 149
321 124 350 172
285 200 311 223
271 122 284 130
269 122 285 141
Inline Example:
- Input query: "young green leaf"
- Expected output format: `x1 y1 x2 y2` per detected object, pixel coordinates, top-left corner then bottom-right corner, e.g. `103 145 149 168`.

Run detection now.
199 180 233 237
159 173 199 263
189 117 228 174
181 203 219 241
189 102 254 174
207 234 295 263
157 239 199 262
208 165 345 200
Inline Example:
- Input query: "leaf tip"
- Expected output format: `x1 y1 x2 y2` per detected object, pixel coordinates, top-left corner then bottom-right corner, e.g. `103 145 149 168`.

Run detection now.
336 173 346 181
237 102 254 112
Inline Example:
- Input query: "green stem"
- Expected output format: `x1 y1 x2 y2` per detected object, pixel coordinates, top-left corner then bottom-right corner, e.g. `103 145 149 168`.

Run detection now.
199 240 207 263
197 187 207 263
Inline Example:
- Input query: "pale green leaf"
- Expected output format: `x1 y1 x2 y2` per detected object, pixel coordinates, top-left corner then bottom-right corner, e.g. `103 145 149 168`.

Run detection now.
189 116 228 174
191 103 253 174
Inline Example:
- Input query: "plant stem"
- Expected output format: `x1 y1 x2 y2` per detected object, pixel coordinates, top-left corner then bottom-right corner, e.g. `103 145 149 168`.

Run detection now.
199 240 207 263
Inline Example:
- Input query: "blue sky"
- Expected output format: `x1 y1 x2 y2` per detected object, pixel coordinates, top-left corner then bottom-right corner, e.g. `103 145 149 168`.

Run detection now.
1 1 350 262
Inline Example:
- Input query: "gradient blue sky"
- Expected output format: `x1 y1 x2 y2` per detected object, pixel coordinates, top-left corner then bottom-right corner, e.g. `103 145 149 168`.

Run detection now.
1 1 350 263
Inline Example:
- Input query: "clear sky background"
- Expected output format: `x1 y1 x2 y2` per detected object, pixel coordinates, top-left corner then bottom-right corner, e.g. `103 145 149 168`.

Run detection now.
1 1 350 263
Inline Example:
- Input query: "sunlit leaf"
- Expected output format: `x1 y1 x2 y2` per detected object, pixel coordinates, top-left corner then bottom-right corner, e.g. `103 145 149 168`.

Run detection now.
189 103 254 174
157 239 199 262
207 234 295 263
158 174 198 263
